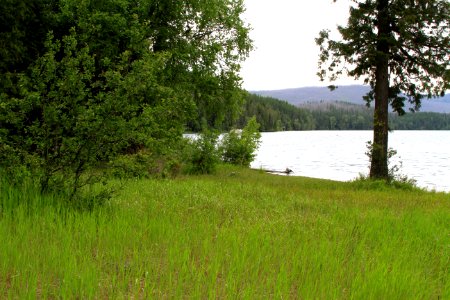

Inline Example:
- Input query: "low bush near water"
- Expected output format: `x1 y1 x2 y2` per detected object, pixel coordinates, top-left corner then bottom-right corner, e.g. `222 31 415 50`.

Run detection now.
183 130 221 175
184 117 262 174
220 116 261 167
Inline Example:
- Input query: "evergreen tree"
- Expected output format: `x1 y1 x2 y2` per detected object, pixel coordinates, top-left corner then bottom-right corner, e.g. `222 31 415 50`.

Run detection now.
317 0 449 179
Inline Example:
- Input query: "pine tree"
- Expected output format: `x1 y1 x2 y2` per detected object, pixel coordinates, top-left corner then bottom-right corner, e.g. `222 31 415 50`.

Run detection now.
317 0 449 179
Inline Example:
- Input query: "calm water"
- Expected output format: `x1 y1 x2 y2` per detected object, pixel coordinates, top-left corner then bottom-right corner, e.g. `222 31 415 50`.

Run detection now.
251 131 450 192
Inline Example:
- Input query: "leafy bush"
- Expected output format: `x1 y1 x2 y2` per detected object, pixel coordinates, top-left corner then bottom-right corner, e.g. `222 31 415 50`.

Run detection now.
110 150 183 179
109 151 155 179
0 30 185 198
184 131 221 175
220 117 261 167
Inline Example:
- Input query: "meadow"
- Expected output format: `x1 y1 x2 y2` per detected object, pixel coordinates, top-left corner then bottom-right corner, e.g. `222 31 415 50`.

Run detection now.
1 165 449 299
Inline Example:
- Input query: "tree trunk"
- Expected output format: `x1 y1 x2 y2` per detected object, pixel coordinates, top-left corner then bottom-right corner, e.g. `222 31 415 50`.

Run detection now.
370 0 390 179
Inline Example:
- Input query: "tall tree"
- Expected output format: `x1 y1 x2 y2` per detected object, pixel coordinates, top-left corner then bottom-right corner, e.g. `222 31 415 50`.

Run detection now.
316 0 449 179
144 0 252 129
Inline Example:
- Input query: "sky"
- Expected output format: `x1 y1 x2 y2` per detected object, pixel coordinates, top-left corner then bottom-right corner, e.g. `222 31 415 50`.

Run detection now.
240 0 362 91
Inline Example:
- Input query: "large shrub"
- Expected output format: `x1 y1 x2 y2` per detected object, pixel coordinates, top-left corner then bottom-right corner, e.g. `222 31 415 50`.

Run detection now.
220 117 261 167
184 131 221 175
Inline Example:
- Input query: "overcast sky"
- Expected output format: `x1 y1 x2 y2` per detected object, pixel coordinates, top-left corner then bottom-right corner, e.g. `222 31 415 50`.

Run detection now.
240 0 362 91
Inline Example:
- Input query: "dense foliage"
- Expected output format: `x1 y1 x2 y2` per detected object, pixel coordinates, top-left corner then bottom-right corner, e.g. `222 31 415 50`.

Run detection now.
317 0 450 179
221 116 261 167
184 117 261 174
0 0 252 197
185 131 221 175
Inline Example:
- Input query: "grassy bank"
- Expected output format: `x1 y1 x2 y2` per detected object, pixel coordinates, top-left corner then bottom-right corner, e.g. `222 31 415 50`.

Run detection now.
1 166 449 298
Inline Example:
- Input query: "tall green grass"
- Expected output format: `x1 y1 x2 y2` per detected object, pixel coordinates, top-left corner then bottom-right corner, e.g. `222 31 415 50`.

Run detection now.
1 166 449 298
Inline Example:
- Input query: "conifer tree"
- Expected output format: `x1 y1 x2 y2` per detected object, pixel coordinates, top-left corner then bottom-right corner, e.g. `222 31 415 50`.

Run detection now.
317 0 449 179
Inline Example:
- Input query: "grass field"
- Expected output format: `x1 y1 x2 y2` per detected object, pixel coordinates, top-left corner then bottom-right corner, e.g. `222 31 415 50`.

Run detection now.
1 165 449 298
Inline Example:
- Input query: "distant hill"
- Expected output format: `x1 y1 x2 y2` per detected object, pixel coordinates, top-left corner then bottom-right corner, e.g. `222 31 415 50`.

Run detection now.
235 93 450 131
252 85 450 113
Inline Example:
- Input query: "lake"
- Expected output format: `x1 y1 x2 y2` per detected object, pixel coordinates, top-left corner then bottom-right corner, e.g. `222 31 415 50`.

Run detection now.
250 130 450 192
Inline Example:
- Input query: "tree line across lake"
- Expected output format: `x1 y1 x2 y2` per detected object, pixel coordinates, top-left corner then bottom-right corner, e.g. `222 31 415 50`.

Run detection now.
229 94 450 132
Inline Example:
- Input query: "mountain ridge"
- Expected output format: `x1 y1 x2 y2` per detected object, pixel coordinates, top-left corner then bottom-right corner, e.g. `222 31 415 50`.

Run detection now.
251 85 450 113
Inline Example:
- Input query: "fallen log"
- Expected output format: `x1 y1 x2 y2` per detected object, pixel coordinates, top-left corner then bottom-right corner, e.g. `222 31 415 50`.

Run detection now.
253 168 293 175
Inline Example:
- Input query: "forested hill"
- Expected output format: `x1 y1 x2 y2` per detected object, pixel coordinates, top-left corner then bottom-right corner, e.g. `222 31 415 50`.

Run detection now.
235 94 450 131
252 85 450 113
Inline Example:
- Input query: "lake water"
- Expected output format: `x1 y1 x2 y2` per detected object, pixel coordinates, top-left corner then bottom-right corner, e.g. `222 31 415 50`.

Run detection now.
251 131 450 192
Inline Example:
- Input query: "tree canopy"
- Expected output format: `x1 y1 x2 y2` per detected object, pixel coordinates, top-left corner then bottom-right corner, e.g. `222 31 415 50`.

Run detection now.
0 0 252 196
316 0 449 179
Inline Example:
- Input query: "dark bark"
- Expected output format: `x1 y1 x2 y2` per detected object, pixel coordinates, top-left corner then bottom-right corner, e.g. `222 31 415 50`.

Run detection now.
370 0 390 179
